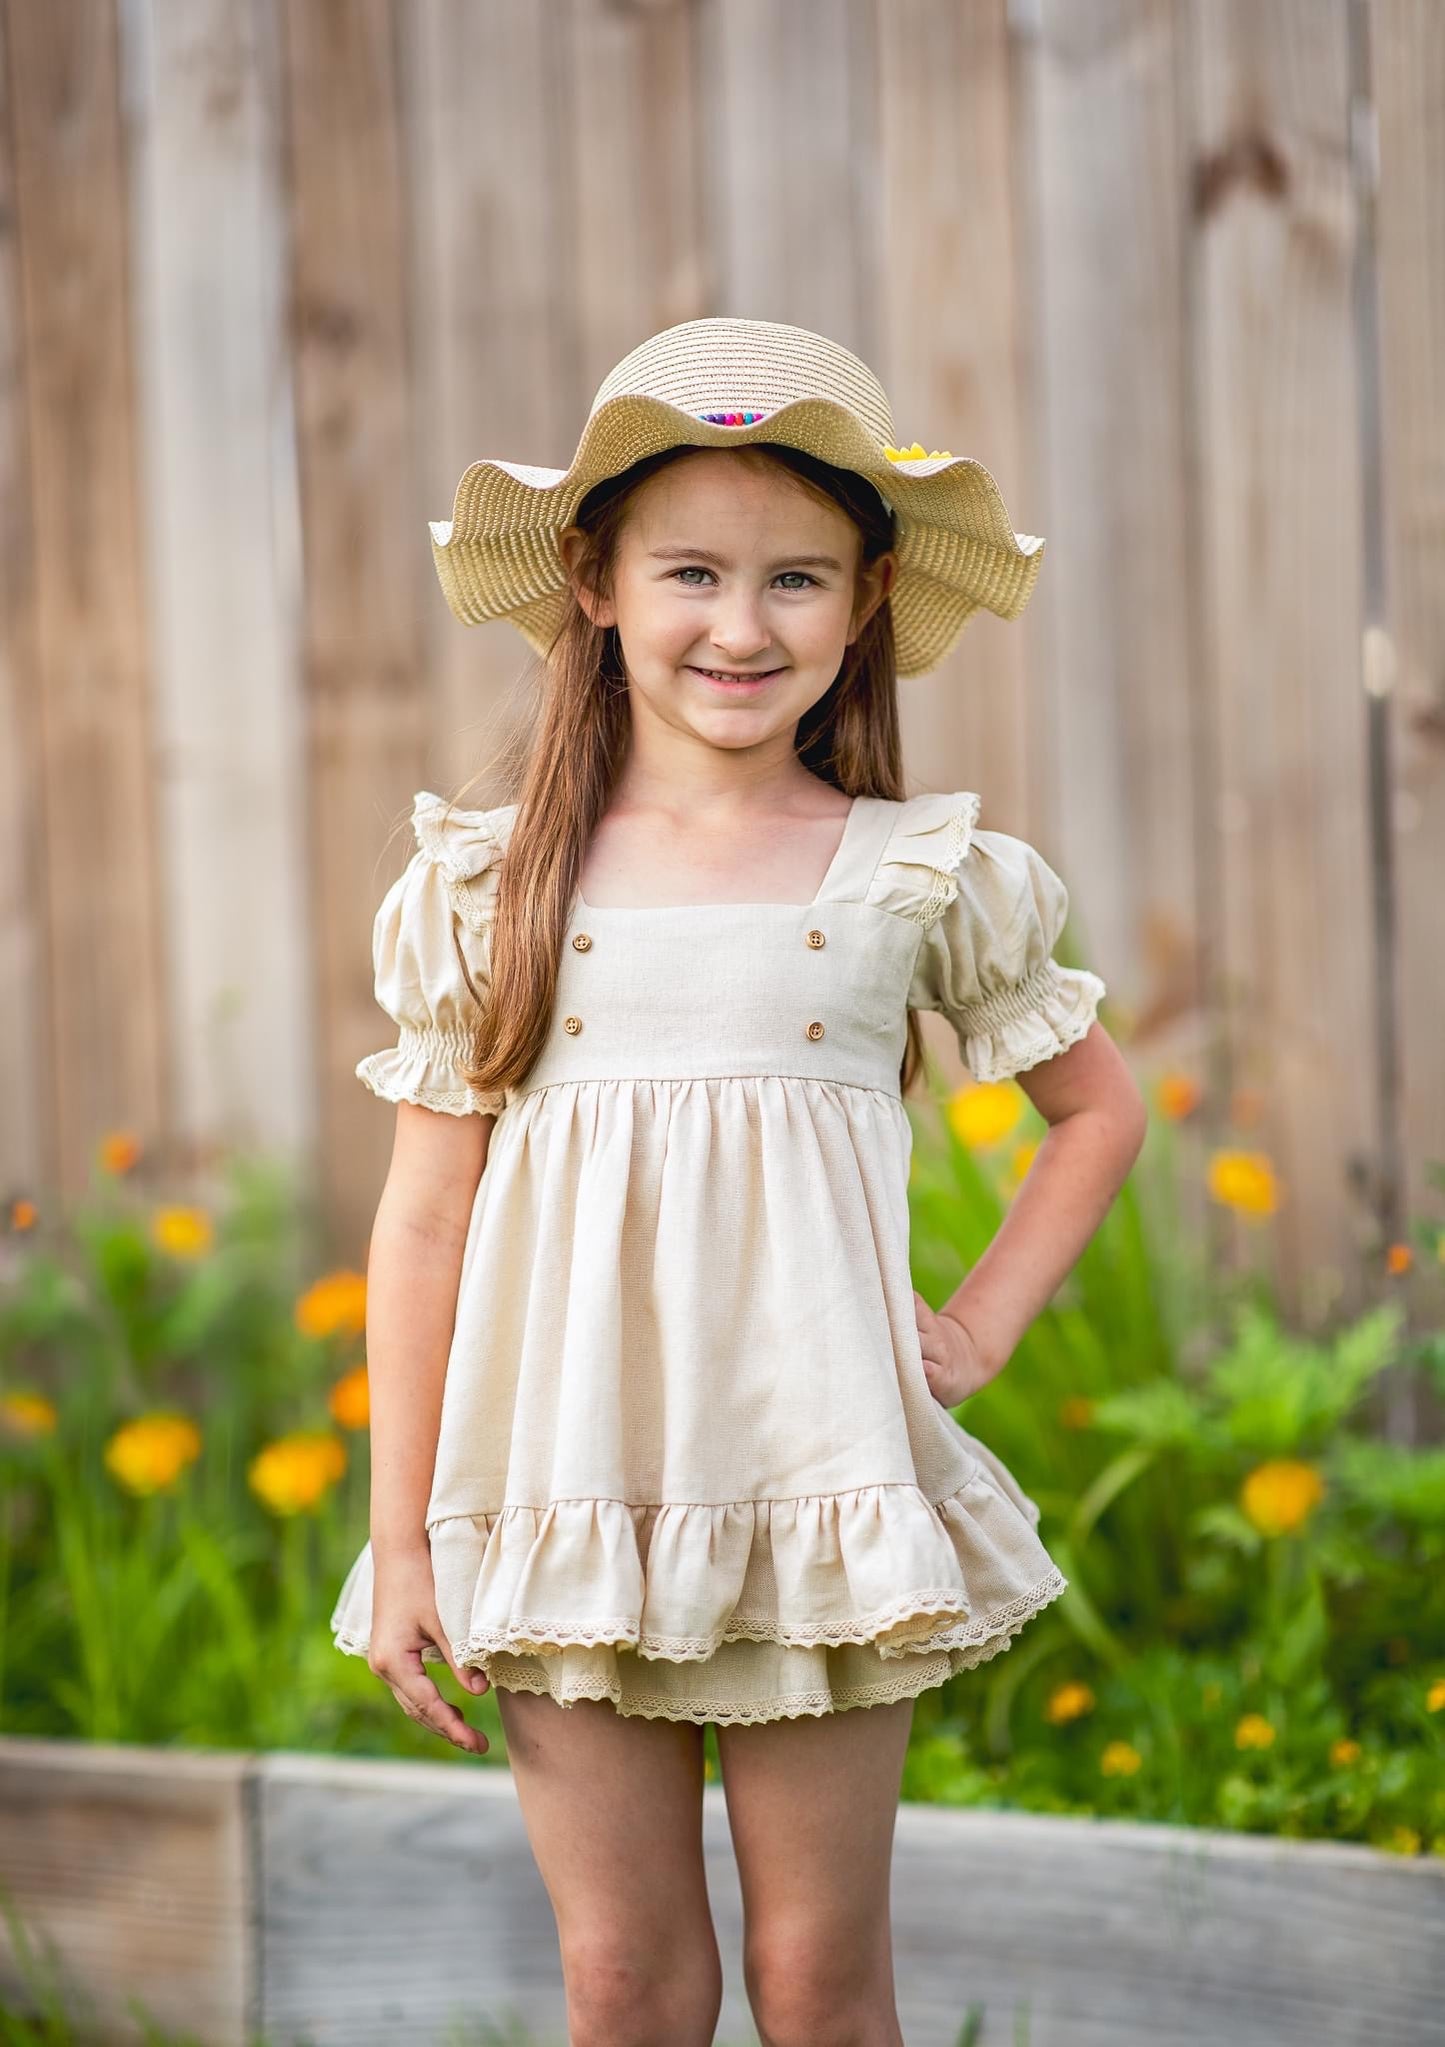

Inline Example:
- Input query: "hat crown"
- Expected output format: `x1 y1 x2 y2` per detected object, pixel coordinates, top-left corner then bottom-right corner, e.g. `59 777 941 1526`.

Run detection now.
588 316 896 445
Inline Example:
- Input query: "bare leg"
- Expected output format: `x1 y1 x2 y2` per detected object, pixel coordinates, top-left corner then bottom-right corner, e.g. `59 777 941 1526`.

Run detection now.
716 1696 914 2047
495 1685 724 2047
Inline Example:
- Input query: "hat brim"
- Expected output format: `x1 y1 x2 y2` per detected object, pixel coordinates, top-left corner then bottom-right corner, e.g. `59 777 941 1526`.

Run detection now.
429 393 1044 678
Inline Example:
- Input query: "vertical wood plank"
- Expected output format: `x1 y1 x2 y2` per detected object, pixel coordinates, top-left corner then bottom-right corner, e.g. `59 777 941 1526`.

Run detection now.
4 0 166 1193
402 0 581 803
875 3 1039 845
281 0 428 1254
1371 2 1445 1285
0 3 50 1196
1188 0 1375 1316
121 0 314 1178
697 0 881 358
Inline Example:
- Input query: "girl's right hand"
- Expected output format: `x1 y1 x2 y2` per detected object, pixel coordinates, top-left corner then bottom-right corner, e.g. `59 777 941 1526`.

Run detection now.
367 1548 491 1756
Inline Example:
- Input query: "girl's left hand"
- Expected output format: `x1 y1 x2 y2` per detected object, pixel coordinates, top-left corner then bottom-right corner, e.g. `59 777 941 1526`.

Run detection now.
912 1290 1002 1407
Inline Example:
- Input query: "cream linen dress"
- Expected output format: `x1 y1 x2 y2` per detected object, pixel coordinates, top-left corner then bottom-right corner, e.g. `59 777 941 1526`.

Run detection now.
330 786 1107 1724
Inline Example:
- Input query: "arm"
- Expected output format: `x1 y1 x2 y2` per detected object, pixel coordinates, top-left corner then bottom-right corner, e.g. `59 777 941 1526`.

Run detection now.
365 1101 495 1754
915 1021 1148 1404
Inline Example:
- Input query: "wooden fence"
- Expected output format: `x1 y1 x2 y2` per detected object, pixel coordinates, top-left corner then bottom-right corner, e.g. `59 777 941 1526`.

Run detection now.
1 0 1440 1319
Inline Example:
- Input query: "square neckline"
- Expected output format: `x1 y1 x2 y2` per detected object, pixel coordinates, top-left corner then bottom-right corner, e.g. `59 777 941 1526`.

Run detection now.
571 793 868 915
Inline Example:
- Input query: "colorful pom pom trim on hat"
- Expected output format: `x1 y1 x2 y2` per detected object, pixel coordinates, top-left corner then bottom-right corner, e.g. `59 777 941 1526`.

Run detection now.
697 410 770 424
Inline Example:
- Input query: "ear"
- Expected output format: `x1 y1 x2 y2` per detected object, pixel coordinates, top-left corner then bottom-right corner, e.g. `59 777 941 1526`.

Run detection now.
847 549 897 643
559 525 616 630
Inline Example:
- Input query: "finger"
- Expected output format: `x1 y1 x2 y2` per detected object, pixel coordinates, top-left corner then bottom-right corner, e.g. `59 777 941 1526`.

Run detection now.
392 1651 489 1755
426 1613 491 1700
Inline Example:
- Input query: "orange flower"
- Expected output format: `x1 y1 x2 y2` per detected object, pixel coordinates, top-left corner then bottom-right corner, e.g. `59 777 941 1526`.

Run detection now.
1155 1072 1201 1122
1426 1678 1445 1714
1239 1458 1325 1538
1045 1681 1095 1725
104 1412 202 1496
9 1198 37 1232
1385 1242 1413 1276
295 1269 367 1341
1099 1740 1142 1777
152 1206 214 1259
1207 1149 1281 1217
98 1131 142 1175
1330 1737 1361 1766
1234 1713 1276 1750
1058 1395 1095 1431
328 1363 370 1431
947 1081 1025 1151
248 1431 347 1516
0 1390 58 1438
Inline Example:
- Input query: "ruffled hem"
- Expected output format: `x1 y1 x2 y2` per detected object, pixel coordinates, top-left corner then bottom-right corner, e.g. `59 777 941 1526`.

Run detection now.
330 1468 1065 1680
333 1567 1068 1724
355 1026 507 1117
957 958 1108 1084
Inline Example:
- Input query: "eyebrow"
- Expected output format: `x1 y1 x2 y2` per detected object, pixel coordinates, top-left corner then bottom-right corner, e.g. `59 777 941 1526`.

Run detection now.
647 545 847 573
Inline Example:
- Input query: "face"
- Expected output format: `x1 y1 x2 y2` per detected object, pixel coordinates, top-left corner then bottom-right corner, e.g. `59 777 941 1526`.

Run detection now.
559 451 894 756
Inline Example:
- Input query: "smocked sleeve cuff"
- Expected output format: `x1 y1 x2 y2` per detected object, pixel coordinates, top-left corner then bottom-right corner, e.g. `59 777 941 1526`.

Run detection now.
355 1026 507 1118
952 959 1107 1084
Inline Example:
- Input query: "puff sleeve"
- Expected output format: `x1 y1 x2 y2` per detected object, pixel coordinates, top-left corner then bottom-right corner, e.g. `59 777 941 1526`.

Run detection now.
354 791 515 1117
898 796 1107 1083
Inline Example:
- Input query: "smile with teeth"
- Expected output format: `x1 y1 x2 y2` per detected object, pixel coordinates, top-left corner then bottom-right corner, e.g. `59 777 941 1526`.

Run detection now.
691 665 783 681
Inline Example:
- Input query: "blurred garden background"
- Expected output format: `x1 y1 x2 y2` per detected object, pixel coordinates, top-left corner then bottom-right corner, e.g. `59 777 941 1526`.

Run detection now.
2 0 1444 1952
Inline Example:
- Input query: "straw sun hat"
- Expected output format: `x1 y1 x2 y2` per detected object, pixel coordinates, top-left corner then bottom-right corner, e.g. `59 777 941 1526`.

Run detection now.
429 315 1044 679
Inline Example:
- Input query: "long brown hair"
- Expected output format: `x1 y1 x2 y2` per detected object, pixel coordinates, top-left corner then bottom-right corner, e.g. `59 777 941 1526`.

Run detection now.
445 441 929 1100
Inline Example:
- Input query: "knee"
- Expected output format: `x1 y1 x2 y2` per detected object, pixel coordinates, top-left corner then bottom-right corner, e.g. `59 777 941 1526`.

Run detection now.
744 1922 893 2047
562 1928 722 2047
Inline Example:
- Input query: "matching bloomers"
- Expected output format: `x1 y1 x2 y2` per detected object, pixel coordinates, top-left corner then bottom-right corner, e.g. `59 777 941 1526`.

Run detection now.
330 788 1107 1723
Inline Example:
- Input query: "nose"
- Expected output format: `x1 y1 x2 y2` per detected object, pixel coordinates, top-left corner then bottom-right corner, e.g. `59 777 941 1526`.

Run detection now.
706 584 773 663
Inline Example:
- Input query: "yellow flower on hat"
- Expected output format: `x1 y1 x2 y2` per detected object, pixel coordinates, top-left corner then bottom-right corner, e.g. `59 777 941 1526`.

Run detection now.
884 441 954 462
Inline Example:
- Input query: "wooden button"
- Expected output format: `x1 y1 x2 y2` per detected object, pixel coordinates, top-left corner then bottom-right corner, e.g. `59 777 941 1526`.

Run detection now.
805 928 826 948
572 932 593 951
805 1020 825 1041
563 1015 583 1035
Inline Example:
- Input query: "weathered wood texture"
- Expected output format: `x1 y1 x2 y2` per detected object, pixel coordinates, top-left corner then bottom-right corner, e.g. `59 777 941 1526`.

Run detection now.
1 1737 1442 2046
0 0 1438 1314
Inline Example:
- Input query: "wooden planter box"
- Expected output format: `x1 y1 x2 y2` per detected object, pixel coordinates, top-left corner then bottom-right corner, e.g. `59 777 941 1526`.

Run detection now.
1 1735 1440 2045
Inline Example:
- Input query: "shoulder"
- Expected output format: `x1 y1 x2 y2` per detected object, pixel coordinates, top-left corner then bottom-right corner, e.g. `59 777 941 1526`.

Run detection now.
869 790 1056 928
409 790 518 880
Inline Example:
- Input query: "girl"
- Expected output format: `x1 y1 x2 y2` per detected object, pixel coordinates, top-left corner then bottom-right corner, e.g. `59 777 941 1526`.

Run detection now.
332 316 1146 2047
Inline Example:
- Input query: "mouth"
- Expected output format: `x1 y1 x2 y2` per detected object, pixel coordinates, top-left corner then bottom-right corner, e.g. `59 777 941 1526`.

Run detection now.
688 665 787 693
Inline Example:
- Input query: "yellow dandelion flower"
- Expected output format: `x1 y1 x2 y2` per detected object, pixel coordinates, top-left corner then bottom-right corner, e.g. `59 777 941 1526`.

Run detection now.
1207 1149 1281 1217
103 1412 202 1496
151 1206 214 1259
1058 1395 1095 1431
1330 1738 1361 1766
248 1431 347 1516
947 1081 1025 1151
1 1390 58 1438
9 1198 37 1231
1155 1073 1201 1122
328 1363 370 1432
1425 1678 1445 1714
1239 1458 1325 1538
1100 1740 1142 1777
1045 1681 1095 1725
1234 1713 1276 1750
1384 1242 1413 1276
98 1131 142 1175
295 1269 368 1341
